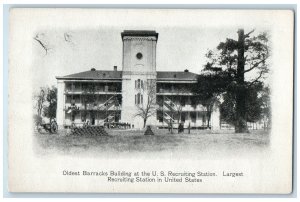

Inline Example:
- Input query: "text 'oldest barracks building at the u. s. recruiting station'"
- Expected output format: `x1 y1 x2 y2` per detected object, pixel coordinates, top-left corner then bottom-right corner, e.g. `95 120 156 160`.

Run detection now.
55 30 221 129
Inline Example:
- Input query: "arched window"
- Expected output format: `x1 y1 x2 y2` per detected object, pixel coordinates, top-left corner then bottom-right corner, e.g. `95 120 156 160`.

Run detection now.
138 79 141 89
141 94 143 104
135 94 137 104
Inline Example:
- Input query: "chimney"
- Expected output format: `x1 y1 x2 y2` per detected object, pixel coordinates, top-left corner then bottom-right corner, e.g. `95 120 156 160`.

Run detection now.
114 66 117 71
184 69 189 72
91 68 96 71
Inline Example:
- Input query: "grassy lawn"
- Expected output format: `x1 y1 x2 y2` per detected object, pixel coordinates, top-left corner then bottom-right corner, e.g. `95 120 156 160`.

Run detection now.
34 128 270 159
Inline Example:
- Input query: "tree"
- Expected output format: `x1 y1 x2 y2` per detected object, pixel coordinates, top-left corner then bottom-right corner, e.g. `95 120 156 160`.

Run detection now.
33 114 43 127
220 82 264 125
33 87 47 117
201 29 270 133
33 33 51 55
259 86 271 130
135 80 157 128
192 72 230 128
43 86 57 122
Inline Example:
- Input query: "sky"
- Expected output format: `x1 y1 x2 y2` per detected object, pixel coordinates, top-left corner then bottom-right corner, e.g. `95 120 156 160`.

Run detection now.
8 9 274 93
32 26 244 90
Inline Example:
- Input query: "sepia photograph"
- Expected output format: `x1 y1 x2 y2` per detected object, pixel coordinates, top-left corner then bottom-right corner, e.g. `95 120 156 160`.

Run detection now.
8 8 294 193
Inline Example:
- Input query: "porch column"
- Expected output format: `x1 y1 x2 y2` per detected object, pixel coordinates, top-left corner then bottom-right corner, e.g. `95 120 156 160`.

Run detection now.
195 111 198 128
211 104 220 130
187 111 190 128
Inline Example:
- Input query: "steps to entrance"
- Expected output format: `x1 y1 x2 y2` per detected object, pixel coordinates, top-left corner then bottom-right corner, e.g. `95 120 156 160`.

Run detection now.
71 126 109 136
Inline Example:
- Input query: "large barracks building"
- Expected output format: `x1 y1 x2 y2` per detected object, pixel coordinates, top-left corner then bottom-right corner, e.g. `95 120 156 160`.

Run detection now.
56 30 220 129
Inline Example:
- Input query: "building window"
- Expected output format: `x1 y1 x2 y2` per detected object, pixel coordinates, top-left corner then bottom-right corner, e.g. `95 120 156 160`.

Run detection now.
137 93 140 104
181 112 186 123
135 93 143 105
135 79 144 89
202 115 206 125
180 98 186 106
71 113 76 122
136 52 143 60
104 85 108 92
191 112 196 123
157 111 163 123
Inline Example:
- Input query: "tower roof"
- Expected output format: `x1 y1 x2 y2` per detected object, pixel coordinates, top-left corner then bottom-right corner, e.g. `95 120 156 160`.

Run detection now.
121 30 159 40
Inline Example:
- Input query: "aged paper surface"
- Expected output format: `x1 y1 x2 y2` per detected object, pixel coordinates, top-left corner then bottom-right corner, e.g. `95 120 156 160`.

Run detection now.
8 9 293 193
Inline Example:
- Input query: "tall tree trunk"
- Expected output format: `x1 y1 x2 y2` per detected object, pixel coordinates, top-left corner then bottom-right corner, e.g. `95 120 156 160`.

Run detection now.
143 119 146 128
236 29 248 133
38 108 41 117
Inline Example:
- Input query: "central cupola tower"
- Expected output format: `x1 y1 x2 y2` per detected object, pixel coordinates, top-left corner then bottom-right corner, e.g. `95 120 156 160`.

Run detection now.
121 30 158 128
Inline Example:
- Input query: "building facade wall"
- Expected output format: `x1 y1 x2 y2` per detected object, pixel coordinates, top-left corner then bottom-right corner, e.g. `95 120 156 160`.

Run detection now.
62 81 122 127
121 34 158 128
56 30 222 129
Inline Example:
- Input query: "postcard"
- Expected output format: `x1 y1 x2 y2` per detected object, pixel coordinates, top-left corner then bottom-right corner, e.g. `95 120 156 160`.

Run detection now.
8 8 294 193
